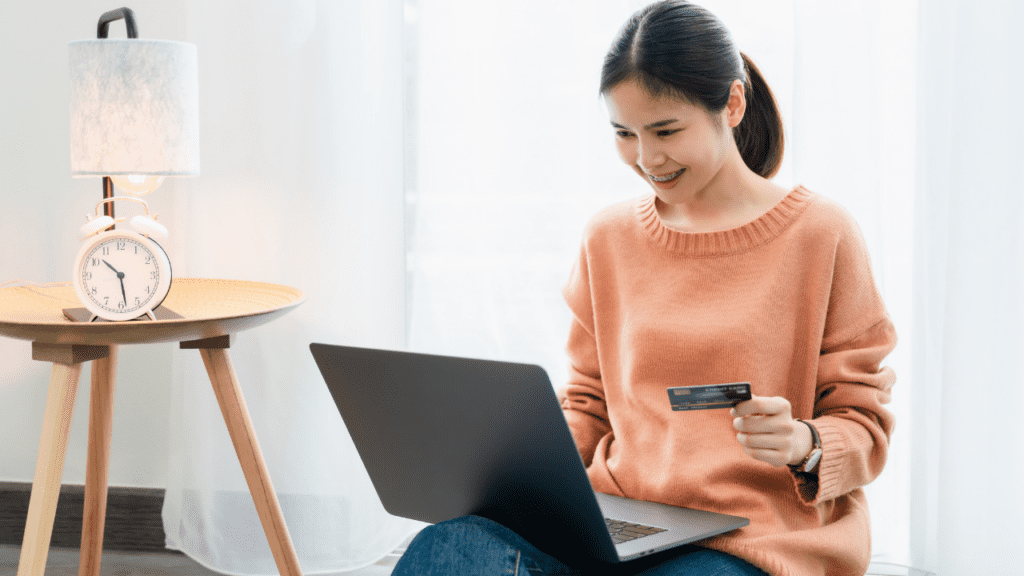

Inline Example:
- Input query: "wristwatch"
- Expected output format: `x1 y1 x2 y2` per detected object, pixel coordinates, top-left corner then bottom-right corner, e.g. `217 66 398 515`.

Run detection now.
790 419 822 473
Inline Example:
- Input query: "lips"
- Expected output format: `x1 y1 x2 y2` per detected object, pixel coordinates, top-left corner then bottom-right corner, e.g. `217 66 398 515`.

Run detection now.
649 168 684 182
648 168 685 183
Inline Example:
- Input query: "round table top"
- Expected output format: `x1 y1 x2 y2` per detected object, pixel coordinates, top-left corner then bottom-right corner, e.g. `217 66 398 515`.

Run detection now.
0 278 305 345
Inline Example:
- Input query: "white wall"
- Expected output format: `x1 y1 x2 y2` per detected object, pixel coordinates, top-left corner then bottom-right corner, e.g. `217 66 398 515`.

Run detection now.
0 0 190 489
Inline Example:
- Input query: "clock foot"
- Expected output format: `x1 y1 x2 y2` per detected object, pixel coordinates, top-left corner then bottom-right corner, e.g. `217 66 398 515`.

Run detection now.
63 306 184 323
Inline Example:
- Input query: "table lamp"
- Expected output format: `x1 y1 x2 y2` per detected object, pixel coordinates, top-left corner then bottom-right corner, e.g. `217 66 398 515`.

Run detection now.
67 7 198 322
69 7 199 221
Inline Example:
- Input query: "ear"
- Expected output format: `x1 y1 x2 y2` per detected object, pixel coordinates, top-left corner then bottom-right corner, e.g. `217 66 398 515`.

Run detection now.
725 79 746 129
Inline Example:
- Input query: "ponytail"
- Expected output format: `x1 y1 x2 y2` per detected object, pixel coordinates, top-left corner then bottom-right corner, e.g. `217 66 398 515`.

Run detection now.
734 53 784 179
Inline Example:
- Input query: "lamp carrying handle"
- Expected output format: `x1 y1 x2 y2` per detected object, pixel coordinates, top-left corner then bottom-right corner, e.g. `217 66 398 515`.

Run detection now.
94 7 140 230
97 7 138 39
93 196 152 219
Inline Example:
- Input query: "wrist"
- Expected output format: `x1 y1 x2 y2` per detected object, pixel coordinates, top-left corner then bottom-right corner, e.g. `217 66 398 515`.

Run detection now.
788 419 822 473
787 419 813 465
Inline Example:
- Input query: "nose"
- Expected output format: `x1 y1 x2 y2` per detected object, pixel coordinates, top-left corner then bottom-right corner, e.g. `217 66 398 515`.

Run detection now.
636 137 667 172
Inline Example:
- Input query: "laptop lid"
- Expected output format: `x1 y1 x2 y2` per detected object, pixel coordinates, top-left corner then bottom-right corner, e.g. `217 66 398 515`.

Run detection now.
310 342 620 565
309 343 748 567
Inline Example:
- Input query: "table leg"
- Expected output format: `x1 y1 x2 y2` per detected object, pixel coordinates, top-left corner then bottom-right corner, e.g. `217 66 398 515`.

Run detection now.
198 346 304 576
16 362 85 576
79 345 118 576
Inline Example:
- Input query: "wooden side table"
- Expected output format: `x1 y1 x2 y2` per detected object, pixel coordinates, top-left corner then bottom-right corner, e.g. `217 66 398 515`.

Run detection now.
0 279 306 576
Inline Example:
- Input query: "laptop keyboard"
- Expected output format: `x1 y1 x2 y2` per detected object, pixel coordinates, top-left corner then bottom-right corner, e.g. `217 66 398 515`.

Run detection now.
604 518 667 544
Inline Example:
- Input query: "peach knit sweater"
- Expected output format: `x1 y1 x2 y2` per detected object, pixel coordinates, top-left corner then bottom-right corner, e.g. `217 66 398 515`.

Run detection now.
559 186 897 576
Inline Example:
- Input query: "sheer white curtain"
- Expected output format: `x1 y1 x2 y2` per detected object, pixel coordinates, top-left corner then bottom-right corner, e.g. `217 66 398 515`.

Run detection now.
911 1 1024 575
161 1 423 574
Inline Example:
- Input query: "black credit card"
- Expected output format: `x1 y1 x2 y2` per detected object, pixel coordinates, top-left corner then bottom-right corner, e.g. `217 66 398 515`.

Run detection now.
668 382 752 411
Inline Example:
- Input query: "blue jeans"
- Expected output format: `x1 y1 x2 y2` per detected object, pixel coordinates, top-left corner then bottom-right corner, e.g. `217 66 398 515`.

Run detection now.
392 516 770 576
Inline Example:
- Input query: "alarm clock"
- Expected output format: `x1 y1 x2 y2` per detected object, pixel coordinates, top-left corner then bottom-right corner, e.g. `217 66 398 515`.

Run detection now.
73 197 172 322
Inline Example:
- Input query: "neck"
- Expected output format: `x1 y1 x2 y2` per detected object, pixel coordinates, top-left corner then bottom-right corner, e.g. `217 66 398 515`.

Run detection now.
656 150 787 232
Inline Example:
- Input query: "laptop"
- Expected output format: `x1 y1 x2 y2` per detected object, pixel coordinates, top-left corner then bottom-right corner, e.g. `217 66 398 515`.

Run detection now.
309 343 749 568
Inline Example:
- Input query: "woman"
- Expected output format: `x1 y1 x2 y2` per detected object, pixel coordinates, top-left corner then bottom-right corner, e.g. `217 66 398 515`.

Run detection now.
393 1 896 575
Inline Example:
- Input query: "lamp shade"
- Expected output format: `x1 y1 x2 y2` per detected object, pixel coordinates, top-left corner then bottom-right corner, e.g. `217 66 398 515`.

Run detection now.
69 39 199 176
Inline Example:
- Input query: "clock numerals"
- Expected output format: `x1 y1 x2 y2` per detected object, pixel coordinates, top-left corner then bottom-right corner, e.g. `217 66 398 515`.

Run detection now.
76 231 171 321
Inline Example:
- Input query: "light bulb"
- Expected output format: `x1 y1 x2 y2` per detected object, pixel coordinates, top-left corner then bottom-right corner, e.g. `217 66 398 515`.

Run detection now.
110 174 165 195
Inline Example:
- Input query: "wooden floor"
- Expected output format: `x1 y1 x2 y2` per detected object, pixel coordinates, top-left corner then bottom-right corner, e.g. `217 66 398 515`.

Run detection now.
0 544 400 576
0 544 938 576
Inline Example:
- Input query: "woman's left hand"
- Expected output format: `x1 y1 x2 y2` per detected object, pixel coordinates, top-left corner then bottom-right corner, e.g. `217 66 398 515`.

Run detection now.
731 395 813 468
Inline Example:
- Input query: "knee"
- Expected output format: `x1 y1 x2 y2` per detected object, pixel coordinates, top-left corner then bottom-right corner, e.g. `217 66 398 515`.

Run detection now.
393 516 524 576
418 515 508 544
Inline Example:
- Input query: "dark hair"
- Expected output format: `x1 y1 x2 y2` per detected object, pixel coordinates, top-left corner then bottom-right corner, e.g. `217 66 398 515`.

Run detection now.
600 0 784 178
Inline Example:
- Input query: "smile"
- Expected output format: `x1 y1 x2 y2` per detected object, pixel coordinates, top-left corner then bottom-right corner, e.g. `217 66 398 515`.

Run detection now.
648 168 685 182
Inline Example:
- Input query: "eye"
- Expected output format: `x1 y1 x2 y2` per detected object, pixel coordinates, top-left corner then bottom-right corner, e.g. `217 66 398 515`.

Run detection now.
657 129 680 137
615 130 633 139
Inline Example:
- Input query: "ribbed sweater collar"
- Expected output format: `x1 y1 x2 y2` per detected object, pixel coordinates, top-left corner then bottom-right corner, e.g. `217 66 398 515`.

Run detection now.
635 185 815 258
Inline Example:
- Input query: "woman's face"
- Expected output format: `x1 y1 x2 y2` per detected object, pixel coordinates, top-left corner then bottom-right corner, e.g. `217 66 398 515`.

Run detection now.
604 79 743 204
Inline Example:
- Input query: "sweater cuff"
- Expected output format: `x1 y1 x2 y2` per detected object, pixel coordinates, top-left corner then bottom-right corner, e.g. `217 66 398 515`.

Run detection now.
791 416 846 505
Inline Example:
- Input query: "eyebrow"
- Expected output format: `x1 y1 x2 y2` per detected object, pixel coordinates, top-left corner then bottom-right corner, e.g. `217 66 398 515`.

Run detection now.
610 119 679 130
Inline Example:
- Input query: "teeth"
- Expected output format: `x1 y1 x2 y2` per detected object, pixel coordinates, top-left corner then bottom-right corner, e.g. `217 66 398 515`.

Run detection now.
650 169 684 182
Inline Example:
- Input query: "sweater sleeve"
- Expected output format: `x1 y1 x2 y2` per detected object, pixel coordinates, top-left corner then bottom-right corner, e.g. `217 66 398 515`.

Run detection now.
556 243 612 467
793 210 898 505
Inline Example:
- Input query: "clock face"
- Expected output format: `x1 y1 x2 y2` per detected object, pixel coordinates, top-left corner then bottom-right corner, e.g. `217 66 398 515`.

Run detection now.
74 231 172 321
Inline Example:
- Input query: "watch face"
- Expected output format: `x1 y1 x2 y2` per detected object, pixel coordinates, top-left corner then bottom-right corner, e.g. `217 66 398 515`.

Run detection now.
75 232 172 321
804 448 823 473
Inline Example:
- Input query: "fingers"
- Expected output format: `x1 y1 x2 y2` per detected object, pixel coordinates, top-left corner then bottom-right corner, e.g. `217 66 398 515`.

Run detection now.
732 412 796 435
735 426 797 468
730 394 791 418
735 430 791 451
731 395 799 467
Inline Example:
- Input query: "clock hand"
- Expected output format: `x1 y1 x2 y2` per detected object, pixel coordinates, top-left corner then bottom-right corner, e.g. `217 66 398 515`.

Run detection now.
103 260 127 305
